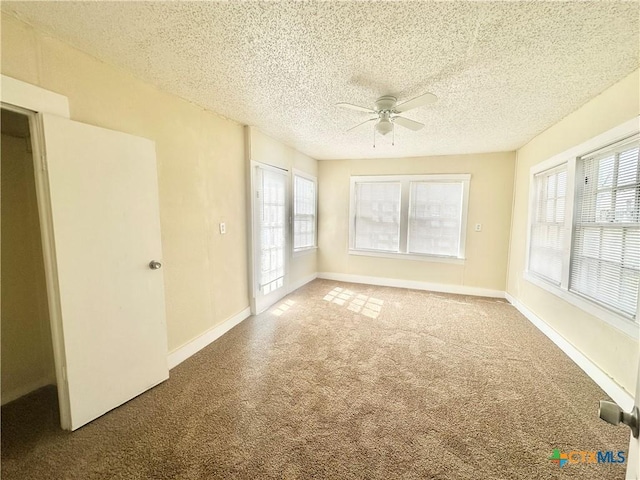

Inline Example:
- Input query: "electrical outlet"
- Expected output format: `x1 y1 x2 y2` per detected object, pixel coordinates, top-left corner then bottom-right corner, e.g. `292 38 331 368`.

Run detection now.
219 222 226 234
475 223 482 232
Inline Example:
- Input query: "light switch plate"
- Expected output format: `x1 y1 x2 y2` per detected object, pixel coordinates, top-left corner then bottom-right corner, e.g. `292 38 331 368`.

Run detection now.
219 222 226 234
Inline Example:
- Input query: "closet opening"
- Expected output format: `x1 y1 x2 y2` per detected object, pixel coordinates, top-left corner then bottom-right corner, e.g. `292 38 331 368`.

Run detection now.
1 107 58 418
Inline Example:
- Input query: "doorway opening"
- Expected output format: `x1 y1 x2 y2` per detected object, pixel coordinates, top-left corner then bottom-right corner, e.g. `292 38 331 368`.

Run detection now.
1 108 57 409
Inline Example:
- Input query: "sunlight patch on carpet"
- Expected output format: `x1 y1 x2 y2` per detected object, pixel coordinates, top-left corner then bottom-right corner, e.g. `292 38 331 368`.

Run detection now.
323 287 384 318
271 299 295 316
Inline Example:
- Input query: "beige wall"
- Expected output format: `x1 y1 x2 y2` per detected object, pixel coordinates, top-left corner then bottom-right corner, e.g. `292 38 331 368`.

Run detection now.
1 132 56 403
318 152 515 291
3 10 634 398
1 14 318 362
247 128 318 287
507 69 640 394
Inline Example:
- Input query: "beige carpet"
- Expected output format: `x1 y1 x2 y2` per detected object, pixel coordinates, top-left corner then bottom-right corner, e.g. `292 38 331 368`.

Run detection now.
1 280 630 479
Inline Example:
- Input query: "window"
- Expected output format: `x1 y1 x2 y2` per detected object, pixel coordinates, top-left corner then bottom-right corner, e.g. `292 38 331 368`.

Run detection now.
529 165 567 285
293 173 317 251
570 138 640 318
258 167 286 294
354 182 401 252
408 181 464 257
526 127 639 332
350 174 470 260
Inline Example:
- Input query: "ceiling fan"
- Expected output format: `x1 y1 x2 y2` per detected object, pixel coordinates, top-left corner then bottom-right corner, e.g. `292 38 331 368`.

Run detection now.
337 92 437 146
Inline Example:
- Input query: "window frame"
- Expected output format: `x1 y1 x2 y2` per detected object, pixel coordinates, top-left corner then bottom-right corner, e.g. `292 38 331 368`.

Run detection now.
527 163 568 286
524 117 640 339
348 174 471 263
292 169 317 255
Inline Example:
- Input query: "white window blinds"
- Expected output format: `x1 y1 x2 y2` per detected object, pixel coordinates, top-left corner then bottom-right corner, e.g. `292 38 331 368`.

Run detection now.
408 182 463 257
528 165 567 285
354 182 401 252
293 175 316 250
570 136 640 318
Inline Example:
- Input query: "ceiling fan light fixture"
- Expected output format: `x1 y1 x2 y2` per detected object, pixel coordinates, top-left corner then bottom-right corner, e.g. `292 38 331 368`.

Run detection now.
376 118 393 136
338 91 436 145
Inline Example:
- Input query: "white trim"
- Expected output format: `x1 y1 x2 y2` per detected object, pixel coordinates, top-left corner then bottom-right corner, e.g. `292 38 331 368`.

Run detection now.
167 307 251 369
457 176 470 260
1 375 56 406
350 174 472 183
348 249 465 264
287 272 318 294
524 271 639 339
317 272 505 298
255 272 318 314
293 246 317 257
524 117 640 334
292 169 317 181
2 104 73 429
1 79 73 428
1 75 70 118
32 112 70 426
531 116 639 174
167 273 318 369
505 292 634 412
524 161 570 285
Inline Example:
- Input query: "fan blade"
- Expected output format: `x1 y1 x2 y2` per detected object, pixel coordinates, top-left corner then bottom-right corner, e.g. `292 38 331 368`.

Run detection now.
347 118 377 132
336 102 376 113
394 92 437 113
393 116 425 131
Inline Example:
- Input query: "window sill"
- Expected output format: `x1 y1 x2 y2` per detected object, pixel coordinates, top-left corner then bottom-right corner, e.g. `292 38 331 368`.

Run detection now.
523 271 639 339
348 249 465 265
293 246 317 257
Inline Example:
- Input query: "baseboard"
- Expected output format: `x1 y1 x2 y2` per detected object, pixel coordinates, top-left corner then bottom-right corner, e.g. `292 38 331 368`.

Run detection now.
288 272 318 294
1 375 55 406
172 276 317 361
316 272 505 299
505 292 634 411
167 307 251 370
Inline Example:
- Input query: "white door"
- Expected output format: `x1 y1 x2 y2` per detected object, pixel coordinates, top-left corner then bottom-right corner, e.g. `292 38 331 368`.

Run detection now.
40 113 168 430
252 164 289 313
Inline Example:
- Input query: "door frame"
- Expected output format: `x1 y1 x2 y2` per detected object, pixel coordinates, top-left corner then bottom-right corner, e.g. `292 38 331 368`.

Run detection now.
248 160 291 314
1 75 73 428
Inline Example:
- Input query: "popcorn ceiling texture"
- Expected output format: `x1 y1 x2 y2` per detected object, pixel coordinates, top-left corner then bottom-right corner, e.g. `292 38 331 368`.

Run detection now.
3 1 638 160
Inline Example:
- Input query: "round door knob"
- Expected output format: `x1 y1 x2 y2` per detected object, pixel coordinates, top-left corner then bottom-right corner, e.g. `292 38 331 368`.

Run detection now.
149 260 162 270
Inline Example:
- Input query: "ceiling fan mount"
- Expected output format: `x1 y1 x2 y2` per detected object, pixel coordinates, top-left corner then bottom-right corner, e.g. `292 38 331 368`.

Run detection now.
375 95 397 112
336 92 438 146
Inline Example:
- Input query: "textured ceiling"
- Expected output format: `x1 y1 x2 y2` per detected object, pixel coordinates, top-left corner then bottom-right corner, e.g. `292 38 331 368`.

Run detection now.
3 1 639 160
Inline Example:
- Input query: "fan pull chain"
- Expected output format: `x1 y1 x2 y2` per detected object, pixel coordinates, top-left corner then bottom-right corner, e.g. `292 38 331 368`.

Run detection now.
373 127 376 148
392 124 395 146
